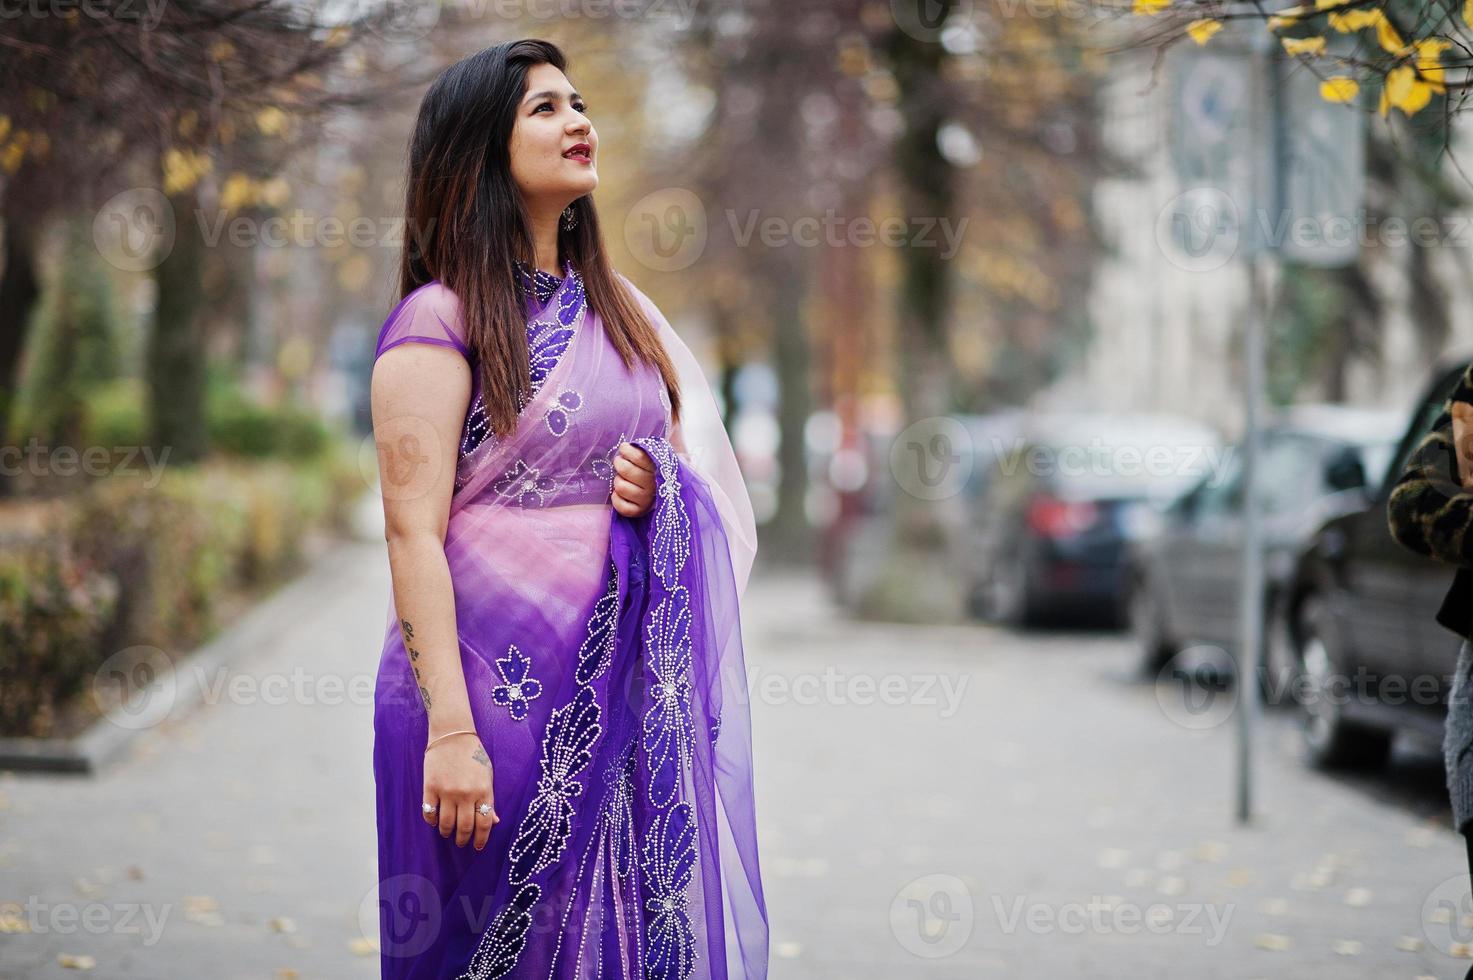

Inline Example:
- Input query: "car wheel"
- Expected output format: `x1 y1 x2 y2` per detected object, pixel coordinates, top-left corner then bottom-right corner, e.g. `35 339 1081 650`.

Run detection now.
1126 572 1175 676
1297 596 1393 770
1257 602 1301 708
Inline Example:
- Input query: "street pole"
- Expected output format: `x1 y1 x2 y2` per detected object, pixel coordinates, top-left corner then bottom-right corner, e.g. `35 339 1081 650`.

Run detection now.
1236 249 1267 825
1234 41 1285 826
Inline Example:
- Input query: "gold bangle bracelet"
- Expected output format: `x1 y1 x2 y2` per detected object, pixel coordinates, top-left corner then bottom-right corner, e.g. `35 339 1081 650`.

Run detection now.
425 729 477 752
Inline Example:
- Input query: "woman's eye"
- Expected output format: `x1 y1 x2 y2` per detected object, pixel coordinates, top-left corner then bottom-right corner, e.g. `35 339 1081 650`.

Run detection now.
574 102 588 114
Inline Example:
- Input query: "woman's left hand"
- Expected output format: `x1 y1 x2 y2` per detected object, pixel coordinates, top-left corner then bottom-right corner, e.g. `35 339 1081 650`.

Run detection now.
611 443 657 517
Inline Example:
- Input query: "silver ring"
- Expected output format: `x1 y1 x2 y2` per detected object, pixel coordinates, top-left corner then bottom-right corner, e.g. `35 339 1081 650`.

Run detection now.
422 802 436 814
477 803 492 817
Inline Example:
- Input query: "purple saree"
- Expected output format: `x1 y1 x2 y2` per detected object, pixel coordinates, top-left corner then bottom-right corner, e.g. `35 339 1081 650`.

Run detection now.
370 260 766 980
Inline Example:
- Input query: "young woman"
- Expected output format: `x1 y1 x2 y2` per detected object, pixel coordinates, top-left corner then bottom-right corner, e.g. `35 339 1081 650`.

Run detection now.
368 39 766 979
1386 363 1473 980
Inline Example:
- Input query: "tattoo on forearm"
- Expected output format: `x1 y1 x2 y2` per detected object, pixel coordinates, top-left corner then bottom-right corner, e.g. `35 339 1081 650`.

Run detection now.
419 685 432 710
400 620 422 661
471 745 490 768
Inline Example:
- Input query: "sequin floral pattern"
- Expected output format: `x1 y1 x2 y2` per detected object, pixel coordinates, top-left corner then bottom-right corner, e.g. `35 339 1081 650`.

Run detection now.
454 438 705 980
490 459 558 508
455 567 622 980
456 261 585 488
491 644 543 722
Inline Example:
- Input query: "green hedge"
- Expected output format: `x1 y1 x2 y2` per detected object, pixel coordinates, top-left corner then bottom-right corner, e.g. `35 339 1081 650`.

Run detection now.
0 539 120 737
0 443 366 737
79 377 332 461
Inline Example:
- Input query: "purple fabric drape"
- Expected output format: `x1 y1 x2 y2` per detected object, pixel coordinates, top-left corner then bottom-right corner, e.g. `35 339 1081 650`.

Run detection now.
370 262 767 979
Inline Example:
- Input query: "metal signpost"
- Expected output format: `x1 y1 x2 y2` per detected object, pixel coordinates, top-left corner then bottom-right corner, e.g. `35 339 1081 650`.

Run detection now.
1168 31 1364 824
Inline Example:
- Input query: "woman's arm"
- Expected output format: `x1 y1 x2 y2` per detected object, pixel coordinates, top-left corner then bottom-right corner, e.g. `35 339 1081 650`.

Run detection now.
1387 361 1473 568
371 339 497 848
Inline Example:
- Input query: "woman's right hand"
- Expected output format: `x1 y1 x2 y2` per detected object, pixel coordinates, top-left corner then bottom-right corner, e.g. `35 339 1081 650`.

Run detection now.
1454 401 1473 488
423 731 498 850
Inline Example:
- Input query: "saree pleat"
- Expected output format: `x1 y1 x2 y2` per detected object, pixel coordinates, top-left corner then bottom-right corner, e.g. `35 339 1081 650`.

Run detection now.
370 263 767 980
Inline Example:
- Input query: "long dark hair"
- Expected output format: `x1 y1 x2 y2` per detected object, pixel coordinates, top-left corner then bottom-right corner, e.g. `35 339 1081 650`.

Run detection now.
397 38 681 440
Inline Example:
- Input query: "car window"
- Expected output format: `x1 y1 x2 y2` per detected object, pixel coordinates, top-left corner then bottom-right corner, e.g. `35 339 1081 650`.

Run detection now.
1196 452 1243 518
1257 435 1329 516
1378 365 1467 498
1193 433 1326 519
1356 442 1397 497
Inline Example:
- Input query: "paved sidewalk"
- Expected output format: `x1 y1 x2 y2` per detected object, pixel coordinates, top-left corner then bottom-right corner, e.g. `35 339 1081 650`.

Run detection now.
0 539 1469 978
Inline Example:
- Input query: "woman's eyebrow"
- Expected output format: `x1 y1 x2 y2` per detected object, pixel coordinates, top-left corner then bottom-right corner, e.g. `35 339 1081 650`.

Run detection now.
523 90 581 106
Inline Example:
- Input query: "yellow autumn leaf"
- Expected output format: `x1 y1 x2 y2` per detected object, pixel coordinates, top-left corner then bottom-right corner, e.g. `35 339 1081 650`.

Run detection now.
1466 0 1473 29
260 176 291 208
1385 64 1433 115
1133 0 1170 15
1376 15 1408 55
255 106 288 137
220 173 256 212
1267 14 1299 29
1 131 31 175
1327 8 1380 30
1282 35 1328 55
1416 38 1451 92
162 147 213 196
1319 76 1359 102
1187 18 1223 44
1314 0 1350 8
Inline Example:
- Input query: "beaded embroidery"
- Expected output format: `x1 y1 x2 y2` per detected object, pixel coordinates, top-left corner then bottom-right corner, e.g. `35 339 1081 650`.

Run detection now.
455 566 621 980
454 438 703 980
455 260 584 490
490 644 543 722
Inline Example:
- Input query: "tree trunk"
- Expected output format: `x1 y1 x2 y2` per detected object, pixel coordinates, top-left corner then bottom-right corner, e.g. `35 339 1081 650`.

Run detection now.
853 2 968 622
147 188 208 463
764 253 814 565
0 215 41 497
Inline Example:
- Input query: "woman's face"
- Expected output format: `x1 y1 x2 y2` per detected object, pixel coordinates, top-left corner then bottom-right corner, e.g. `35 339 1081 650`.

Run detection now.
509 62 597 211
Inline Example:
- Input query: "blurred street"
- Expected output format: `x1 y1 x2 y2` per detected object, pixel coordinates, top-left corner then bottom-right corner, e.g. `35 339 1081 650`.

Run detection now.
0 539 1468 979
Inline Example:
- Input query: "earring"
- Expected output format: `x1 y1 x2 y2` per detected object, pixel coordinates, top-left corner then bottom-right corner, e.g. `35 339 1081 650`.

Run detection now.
561 204 578 233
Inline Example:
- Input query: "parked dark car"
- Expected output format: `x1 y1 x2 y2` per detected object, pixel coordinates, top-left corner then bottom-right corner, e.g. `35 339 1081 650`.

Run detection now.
1276 359 1472 769
965 413 1221 626
1125 406 1404 682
